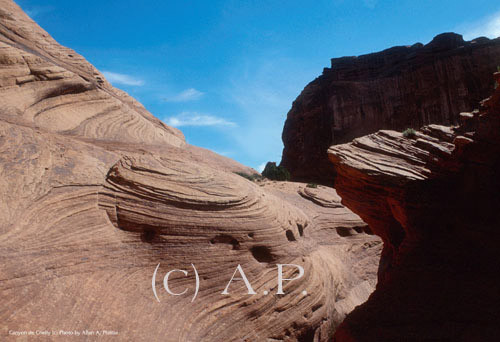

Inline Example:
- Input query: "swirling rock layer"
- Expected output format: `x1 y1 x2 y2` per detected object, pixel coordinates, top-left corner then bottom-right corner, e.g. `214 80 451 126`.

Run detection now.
328 74 500 341
0 1 381 341
282 33 500 185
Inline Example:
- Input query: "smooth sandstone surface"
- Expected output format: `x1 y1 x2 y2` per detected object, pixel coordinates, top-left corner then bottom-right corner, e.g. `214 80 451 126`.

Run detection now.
0 1 381 341
328 73 500 341
282 33 500 185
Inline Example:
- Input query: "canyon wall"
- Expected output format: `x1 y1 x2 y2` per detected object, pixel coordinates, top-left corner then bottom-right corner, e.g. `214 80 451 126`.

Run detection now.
281 33 500 185
0 1 381 341
328 73 500 341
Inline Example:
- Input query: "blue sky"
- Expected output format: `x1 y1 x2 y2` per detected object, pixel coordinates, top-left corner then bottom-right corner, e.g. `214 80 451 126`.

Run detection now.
16 0 500 172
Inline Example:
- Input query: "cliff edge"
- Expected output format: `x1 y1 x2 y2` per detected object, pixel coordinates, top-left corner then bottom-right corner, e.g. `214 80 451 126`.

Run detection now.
282 33 500 185
328 73 500 341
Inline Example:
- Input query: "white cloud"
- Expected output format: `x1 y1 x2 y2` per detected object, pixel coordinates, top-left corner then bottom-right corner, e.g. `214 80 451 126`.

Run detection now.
164 112 236 127
223 54 316 165
257 163 266 173
24 5 54 19
102 71 145 86
463 11 500 40
212 150 232 157
164 88 204 102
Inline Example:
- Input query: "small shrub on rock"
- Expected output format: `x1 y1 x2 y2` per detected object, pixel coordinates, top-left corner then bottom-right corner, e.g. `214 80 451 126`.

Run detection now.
234 172 263 182
402 128 417 139
262 162 290 181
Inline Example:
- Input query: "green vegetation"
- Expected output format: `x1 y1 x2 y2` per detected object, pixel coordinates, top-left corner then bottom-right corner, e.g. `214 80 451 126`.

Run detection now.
261 162 291 181
402 128 417 139
234 172 263 182
306 183 318 188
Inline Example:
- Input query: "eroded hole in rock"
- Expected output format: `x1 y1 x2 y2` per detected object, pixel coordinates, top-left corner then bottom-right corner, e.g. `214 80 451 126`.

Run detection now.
141 228 157 243
248 232 254 238
336 227 355 237
297 223 304 236
353 226 364 233
311 303 322 312
274 306 286 313
286 230 297 241
251 245 274 263
297 327 316 342
44 82 95 100
210 235 240 250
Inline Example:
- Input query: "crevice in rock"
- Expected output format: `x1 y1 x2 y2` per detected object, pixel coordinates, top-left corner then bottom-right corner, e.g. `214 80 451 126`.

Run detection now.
210 234 240 250
297 223 304 236
285 230 296 241
141 228 157 243
250 245 274 263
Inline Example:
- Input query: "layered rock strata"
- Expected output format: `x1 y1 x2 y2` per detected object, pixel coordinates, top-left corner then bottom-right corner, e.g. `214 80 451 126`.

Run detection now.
282 33 500 185
0 1 381 341
328 73 500 341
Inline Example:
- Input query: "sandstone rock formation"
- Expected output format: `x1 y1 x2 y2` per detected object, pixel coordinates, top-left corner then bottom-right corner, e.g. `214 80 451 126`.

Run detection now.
282 33 500 185
0 1 381 341
328 73 500 341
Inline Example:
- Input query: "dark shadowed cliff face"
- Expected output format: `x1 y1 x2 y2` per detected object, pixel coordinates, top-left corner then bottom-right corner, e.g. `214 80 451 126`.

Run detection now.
281 33 500 185
328 73 500 341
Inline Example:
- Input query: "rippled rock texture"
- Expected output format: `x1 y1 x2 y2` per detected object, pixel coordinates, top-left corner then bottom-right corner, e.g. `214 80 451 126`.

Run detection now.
0 1 381 341
282 33 500 185
328 74 500 341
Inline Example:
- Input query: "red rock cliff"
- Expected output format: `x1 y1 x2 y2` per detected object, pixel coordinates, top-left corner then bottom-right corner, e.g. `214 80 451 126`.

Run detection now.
282 33 500 185
328 73 500 341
